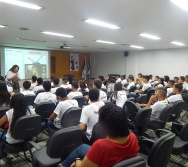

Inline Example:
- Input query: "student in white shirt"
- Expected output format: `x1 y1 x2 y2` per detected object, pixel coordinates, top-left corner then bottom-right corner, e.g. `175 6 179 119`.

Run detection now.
48 88 78 129
51 78 60 94
135 77 143 89
67 81 83 99
29 76 37 91
126 76 135 90
154 78 165 90
167 83 183 103
33 81 57 108
178 76 187 90
138 73 142 79
33 78 44 93
140 88 168 121
98 75 106 89
185 75 188 90
6 65 21 83
167 80 175 97
112 83 127 108
79 89 105 144
78 80 89 92
0 76 13 93
121 75 127 86
60 77 72 89
0 93 35 147
149 74 154 83
164 75 170 87
50 76 55 87
174 76 179 84
135 75 151 94
151 76 159 86
115 75 121 83
0 82 10 107
21 81 35 96
93 79 107 102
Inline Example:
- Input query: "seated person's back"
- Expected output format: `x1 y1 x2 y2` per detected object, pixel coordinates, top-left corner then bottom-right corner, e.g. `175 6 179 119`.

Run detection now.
167 83 183 103
167 80 175 97
93 79 107 102
60 77 72 89
29 75 37 91
67 81 83 99
0 82 10 107
33 77 44 93
126 76 135 90
51 78 60 94
21 80 35 96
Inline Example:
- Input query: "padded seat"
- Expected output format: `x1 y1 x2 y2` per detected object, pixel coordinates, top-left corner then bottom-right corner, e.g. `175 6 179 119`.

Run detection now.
172 136 188 155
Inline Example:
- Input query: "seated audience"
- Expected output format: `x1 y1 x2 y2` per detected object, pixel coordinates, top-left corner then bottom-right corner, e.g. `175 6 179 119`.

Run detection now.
21 81 35 96
11 79 23 96
167 80 175 97
115 75 121 83
174 76 179 84
126 76 135 91
60 77 72 89
78 80 89 92
79 89 104 143
68 82 83 99
33 77 43 93
33 81 57 108
141 88 168 121
59 104 139 167
50 76 55 87
149 74 154 83
0 76 13 93
167 83 183 103
154 78 165 90
48 88 78 129
98 75 106 89
178 76 187 89
164 75 170 87
135 75 151 94
0 82 10 107
151 75 159 86
93 79 107 102
135 77 143 89
185 75 188 90
112 82 127 108
121 75 127 86
138 73 142 78
29 75 37 91
51 78 60 94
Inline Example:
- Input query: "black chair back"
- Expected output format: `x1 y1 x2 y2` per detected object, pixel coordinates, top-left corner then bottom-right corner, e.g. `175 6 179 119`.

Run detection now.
12 114 41 140
35 89 45 96
129 86 137 93
124 83 129 88
72 96 85 108
145 88 155 102
137 94 148 104
81 91 89 96
61 107 82 128
25 95 36 106
134 107 151 137
167 92 175 97
65 88 72 94
180 121 188 141
47 126 82 160
170 100 185 120
147 133 175 167
113 156 146 167
35 102 56 121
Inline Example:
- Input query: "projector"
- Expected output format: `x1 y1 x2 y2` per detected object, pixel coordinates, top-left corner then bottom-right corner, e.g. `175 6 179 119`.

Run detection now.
60 45 71 49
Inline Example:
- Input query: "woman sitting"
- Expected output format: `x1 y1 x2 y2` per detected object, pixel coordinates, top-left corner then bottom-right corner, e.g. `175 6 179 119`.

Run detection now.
59 103 139 167
0 82 10 107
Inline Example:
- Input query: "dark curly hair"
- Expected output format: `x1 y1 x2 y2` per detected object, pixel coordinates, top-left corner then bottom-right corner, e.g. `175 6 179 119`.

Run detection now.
10 93 30 133
0 82 10 106
99 103 129 137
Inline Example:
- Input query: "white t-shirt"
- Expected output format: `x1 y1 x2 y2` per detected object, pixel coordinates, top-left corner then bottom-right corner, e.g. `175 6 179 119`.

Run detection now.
149 79 154 83
34 92 57 105
101 84 106 89
99 90 107 102
53 100 78 128
80 102 104 136
21 90 35 96
116 78 121 83
7 86 13 93
6 108 35 144
150 99 168 121
60 84 72 89
167 94 183 103
29 82 37 91
157 84 164 88
112 90 127 108
107 83 114 93
142 83 151 92
151 81 158 86
183 82 187 90
186 83 188 90
167 88 173 97
121 79 127 86
51 87 59 94
6 71 20 83
127 82 135 90
78 88 89 92
67 91 83 99
33 85 43 93
164 82 168 87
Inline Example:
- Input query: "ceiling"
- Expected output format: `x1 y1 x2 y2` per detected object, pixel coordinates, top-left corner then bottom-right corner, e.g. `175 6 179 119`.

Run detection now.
0 0 188 52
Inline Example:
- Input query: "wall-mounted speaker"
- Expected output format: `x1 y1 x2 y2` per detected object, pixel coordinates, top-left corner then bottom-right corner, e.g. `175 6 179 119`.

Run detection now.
124 51 129 57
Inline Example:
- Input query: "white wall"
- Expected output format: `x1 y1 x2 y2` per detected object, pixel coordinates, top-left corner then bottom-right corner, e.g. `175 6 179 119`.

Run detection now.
90 51 126 78
126 48 188 79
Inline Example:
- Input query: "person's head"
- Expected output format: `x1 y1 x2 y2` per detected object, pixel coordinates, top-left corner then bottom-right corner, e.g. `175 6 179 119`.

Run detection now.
93 79 102 89
178 76 185 84
31 76 37 83
0 82 10 106
12 79 20 92
135 77 142 86
142 75 149 83
185 75 188 83
159 78 165 86
149 75 153 80
174 77 179 83
164 75 170 83
56 88 67 101
173 83 183 94
37 77 43 85
155 76 160 81
43 81 51 92
0 76 5 81
99 103 129 138
89 89 99 102
168 80 175 88
103 80 111 87
71 81 79 91
62 77 68 84
10 65 19 73
79 80 87 91
114 82 123 92
156 88 167 99
53 78 60 86
120 75 125 80
23 81 31 90
10 93 28 132
128 76 134 82
138 73 142 78
98 75 104 82
115 75 119 80
109 78 116 83
51 76 55 82
31 65 38 76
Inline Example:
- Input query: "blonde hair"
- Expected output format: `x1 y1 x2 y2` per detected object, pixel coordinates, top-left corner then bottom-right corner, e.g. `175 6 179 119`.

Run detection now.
135 78 142 86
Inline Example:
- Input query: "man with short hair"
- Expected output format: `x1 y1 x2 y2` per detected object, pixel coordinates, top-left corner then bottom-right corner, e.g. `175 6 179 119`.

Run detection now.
51 78 60 94
174 76 179 84
67 81 83 99
33 77 43 93
178 76 187 89
21 80 35 95
138 73 142 78
93 79 107 102
151 76 160 86
115 75 121 83
60 77 72 89
167 83 183 103
135 75 151 94
33 80 57 108
30 75 38 91
126 76 135 91
167 80 175 97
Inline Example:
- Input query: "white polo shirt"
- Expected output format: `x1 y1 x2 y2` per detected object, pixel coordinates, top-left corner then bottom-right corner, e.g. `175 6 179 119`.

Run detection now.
142 83 151 92
34 92 57 105
167 94 183 103
51 87 59 94
29 82 37 91
60 84 72 89
127 82 135 90
21 90 35 96
112 90 127 108
53 100 78 128
67 91 83 99
116 78 122 83
99 90 107 102
121 79 127 86
167 88 173 97
33 85 43 93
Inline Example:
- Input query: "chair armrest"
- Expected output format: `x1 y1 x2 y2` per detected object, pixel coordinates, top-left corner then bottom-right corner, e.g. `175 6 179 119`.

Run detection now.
154 129 171 138
139 138 155 155
82 131 91 137
171 122 183 136
27 141 41 150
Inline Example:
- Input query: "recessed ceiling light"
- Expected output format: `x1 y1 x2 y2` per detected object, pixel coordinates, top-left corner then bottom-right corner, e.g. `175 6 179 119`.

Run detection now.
171 41 185 46
85 19 120 29
0 0 42 10
170 0 188 12
0 25 6 28
139 33 161 40
130 45 144 49
41 31 74 38
96 40 117 44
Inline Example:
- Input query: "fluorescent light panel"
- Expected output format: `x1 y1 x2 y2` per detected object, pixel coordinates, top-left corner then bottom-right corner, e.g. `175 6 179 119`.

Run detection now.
130 45 144 49
0 25 6 28
171 41 185 46
139 33 161 40
96 40 117 44
85 19 120 29
42 31 74 38
170 0 188 12
0 0 42 10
